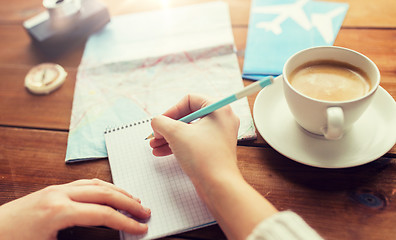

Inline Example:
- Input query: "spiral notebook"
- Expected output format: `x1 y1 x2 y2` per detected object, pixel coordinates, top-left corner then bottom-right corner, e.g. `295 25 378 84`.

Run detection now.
104 118 215 240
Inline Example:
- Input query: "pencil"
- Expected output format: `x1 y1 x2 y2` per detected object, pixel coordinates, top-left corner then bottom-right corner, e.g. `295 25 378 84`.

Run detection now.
145 76 274 140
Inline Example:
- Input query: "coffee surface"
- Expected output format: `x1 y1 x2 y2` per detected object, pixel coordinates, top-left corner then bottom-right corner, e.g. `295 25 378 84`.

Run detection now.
289 61 371 101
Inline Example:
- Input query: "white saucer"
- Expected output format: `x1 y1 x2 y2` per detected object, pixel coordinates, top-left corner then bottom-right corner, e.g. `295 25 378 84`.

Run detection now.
253 77 396 168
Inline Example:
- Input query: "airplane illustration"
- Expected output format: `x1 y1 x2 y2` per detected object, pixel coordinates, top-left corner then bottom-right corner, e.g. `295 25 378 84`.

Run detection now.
253 0 312 35
252 0 346 43
311 7 346 43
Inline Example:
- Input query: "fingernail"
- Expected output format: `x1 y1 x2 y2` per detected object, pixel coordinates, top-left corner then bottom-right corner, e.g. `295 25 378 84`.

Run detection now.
139 223 148 231
144 207 151 215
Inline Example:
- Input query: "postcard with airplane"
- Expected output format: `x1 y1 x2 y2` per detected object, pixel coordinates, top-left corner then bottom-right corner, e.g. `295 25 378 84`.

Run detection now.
243 0 349 80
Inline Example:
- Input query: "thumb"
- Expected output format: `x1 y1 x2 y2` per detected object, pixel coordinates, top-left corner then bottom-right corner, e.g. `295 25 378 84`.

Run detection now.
151 115 184 141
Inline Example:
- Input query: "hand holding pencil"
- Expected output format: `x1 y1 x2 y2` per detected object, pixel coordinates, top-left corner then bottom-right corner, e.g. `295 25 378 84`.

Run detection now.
148 94 242 176
148 88 278 240
145 76 273 140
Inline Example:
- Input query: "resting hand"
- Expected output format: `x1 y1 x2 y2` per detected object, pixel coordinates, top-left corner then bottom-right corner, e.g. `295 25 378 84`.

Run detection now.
149 94 241 184
0 179 151 240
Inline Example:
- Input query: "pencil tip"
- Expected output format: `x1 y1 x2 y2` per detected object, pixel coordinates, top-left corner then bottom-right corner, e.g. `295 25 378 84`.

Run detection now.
145 134 154 140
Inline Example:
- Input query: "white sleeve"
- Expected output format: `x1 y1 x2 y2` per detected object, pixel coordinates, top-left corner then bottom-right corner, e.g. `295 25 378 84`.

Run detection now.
246 211 324 240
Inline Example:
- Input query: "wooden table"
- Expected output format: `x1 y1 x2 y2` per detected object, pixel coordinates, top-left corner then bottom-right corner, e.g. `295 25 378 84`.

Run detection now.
0 0 395 239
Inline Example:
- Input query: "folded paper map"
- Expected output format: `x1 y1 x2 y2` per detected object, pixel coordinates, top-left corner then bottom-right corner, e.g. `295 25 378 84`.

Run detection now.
65 2 256 162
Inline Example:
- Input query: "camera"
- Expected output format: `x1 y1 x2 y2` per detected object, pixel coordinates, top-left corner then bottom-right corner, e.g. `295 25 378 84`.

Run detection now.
23 0 110 56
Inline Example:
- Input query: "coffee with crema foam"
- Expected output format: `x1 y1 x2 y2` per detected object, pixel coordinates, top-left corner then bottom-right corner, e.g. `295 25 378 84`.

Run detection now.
288 61 371 102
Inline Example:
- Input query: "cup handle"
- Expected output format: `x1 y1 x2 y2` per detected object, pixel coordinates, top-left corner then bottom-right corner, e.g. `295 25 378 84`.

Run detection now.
322 107 344 140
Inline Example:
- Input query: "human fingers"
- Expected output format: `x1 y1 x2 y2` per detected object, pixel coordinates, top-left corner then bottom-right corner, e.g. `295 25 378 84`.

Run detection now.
162 94 214 120
149 137 168 148
65 179 140 202
151 115 188 143
67 185 151 220
149 136 173 156
68 202 149 235
151 95 215 140
149 137 175 156
152 143 173 157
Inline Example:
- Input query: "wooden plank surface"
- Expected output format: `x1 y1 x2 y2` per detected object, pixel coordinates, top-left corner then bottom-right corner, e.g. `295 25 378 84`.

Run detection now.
237 147 396 240
1 127 395 239
0 66 76 129
0 0 395 239
1 27 396 125
1 26 395 155
1 0 395 28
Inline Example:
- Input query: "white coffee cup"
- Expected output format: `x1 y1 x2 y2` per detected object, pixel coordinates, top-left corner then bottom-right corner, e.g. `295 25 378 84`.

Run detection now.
282 46 380 140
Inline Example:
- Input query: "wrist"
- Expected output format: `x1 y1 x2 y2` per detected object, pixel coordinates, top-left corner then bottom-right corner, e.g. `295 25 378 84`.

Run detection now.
191 167 278 240
192 164 245 204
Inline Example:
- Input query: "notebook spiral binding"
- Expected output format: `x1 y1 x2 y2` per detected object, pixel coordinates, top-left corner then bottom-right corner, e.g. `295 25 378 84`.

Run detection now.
104 118 152 134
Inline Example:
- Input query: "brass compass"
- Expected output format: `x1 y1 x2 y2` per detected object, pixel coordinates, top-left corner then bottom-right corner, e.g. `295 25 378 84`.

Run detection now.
25 63 67 94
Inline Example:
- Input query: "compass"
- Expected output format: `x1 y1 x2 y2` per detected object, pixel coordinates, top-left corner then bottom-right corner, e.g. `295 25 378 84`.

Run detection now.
25 63 67 94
